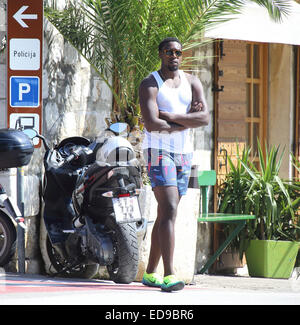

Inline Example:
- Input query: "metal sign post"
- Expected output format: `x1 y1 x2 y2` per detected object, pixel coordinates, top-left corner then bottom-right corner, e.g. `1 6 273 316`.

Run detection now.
7 0 43 273
17 167 25 273
7 0 43 143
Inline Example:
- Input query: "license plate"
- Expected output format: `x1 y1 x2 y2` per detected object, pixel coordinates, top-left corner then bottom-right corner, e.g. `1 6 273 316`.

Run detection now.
112 196 141 224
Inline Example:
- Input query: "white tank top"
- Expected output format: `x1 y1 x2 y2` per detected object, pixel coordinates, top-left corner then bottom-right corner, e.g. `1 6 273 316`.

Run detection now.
142 70 193 153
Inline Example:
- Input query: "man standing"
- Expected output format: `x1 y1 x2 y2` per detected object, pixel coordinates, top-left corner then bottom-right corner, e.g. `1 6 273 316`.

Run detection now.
139 37 209 292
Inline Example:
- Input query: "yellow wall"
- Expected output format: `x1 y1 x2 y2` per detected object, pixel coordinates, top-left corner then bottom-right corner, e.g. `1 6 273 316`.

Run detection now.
268 44 294 178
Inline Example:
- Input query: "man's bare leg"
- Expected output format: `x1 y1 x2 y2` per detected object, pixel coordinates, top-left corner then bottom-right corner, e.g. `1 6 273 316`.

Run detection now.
146 186 180 276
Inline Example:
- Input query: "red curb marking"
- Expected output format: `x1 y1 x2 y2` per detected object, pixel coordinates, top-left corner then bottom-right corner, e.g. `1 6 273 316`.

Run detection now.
0 278 201 294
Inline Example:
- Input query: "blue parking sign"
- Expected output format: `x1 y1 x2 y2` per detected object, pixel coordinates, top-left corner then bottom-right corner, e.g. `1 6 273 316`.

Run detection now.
10 76 40 108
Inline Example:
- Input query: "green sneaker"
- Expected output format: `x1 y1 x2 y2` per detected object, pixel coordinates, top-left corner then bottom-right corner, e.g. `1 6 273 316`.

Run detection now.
161 275 185 292
142 272 163 288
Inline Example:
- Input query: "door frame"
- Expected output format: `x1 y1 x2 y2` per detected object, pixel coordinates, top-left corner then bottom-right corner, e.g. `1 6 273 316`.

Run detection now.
213 40 268 204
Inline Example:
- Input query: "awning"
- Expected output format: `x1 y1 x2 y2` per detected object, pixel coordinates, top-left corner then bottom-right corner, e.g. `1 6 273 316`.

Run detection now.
204 0 300 45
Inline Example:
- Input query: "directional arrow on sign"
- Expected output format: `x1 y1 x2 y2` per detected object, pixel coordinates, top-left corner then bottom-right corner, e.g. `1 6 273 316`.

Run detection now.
13 5 38 28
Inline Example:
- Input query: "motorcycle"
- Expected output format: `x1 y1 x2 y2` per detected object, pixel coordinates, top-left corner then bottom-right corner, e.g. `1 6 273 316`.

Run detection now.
26 122 144 283
0 128 33 267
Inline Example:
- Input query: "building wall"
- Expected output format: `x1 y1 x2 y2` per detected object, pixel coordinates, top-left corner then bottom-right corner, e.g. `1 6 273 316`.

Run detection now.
268 43 295 179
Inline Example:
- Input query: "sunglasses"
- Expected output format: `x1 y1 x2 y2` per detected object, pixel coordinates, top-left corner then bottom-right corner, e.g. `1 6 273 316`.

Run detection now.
163 49 182 57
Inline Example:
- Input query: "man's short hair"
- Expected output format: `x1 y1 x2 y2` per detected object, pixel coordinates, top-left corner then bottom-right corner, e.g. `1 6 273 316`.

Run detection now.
158 37 182 52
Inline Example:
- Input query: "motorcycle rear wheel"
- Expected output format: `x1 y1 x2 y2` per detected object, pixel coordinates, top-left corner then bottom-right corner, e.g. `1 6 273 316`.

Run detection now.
0 212 16 266
40 218 99 278
105 217 139 284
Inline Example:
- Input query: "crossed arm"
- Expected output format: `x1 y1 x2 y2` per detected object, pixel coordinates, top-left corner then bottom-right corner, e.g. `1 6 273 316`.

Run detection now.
139 73 209 133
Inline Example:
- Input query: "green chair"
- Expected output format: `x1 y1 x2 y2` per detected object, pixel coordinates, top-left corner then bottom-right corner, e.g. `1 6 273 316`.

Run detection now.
197 170 256 274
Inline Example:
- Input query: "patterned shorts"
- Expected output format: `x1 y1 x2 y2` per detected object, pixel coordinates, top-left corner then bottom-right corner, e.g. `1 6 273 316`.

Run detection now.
143 148 193 196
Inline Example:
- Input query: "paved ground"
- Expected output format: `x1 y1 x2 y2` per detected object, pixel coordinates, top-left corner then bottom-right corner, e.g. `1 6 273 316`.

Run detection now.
0 269 299 306
193 271 300 293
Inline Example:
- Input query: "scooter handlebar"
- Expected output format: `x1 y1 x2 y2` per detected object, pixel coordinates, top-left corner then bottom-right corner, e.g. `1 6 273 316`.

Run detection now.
56 153 76 167
66 153 76 163
57 146 86 167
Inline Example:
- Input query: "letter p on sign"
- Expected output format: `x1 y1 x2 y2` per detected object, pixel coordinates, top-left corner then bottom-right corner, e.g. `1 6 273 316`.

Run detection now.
19 83 30 101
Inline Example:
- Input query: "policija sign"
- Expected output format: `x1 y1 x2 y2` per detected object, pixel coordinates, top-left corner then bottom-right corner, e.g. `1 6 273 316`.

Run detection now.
7 0 43 146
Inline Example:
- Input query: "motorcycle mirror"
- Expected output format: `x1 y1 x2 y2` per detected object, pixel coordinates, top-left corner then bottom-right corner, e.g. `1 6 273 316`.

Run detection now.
109 123 129 135
22 128 37 140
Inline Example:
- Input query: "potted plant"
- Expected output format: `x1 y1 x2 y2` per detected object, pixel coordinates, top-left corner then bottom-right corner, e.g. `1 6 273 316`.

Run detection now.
218 141 300 278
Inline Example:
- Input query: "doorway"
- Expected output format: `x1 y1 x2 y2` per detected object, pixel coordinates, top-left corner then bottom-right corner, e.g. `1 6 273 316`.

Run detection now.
212 39 268 272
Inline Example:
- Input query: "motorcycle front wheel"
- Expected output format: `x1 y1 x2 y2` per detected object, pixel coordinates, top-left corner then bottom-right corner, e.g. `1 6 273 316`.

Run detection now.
0 212 16 266
105 217 139 284
39 217 99 278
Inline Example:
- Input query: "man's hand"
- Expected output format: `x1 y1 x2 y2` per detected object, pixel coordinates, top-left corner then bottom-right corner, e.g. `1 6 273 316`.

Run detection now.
189 101 203 113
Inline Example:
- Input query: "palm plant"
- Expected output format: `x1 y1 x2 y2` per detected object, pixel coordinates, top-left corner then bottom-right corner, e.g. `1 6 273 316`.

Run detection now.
44 0 290 127
218 140 300 258
240 141 300 241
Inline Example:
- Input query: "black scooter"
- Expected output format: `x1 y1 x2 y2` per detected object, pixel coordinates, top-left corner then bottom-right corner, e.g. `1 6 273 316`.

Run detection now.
26 123 144 283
